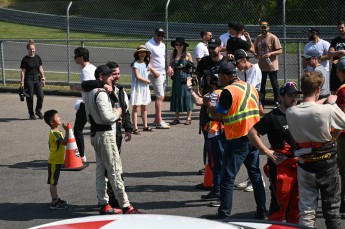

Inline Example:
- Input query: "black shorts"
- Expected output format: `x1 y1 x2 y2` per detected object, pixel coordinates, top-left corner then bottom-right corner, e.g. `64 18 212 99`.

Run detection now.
47 164 62 185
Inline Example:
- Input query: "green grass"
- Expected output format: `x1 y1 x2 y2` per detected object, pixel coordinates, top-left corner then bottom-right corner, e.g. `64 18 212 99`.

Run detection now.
0 21 303 53
2 69 133 84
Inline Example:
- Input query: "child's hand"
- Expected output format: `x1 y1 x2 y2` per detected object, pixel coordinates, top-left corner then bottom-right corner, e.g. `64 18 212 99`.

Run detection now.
62 123 69 131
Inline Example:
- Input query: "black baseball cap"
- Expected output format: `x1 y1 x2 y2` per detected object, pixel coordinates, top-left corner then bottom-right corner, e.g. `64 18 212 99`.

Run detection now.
218 62 237 75
208 38 222 48
279 82 302 95
95 65 115 77
234 49 251 60
155 28 165 34
308 28 319 34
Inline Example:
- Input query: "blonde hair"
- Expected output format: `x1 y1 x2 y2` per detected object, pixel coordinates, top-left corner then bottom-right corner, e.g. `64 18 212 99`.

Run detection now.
26 39 35 49
301 71 323 96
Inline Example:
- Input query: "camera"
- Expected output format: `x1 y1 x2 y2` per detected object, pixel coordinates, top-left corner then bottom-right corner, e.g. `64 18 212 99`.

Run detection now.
203 66 219 86
18 87 29 102
176 61 198 86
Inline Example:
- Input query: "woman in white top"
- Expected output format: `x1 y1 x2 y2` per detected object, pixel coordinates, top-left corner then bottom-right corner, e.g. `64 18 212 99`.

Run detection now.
130 45 152 134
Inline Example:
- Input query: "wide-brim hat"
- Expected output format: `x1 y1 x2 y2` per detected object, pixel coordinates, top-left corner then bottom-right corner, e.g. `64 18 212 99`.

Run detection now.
133 45 151 58
171 37 189 48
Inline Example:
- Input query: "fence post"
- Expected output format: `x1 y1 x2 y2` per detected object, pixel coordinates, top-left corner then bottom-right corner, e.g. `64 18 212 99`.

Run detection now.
165 0 171 90
283 0 287 83
0 41 5 86
297 40 302 89
67 1 73 83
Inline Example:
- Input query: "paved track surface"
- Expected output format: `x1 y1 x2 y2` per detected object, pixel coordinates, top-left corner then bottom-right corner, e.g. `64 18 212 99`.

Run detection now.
0 92 341 228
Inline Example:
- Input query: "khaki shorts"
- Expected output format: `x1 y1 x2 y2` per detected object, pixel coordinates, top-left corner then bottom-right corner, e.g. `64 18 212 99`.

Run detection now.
149 73 166 97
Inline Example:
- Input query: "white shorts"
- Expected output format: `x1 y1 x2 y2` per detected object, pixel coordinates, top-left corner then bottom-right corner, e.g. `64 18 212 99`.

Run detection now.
149 73 166 98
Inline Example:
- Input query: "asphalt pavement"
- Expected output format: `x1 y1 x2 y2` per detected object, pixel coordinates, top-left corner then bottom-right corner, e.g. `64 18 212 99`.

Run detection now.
0 92 341 228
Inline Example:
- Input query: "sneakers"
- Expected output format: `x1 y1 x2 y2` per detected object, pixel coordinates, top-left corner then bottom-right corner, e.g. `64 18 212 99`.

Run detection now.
123 205 143 214
198 168 205 175
50 200 68 210
29 115 36 120
237 176 266 192
36 112 44 119
244 184 254 192
57 197 68 205
254 210 268 220
201 190 218 201
81 156 87 163
99 204 122 215
156 121 170 129
235 178 251 188
209 199 220 207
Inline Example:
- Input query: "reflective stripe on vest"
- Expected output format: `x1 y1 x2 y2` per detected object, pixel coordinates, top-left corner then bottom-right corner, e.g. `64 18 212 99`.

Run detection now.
204 89 224 134
223 81 260 139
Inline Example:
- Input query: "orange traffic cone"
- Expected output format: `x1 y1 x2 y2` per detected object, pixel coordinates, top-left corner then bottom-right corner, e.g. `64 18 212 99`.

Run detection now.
61 123 88 171
203 164 213 188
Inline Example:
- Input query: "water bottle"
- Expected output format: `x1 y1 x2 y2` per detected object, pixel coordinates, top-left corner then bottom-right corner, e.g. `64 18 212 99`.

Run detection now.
266 57 273 66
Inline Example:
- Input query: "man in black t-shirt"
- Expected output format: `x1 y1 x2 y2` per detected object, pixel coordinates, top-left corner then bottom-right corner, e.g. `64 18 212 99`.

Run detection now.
226 22 255 60
328 20 345 92
247 82 301 224
195 38 227 183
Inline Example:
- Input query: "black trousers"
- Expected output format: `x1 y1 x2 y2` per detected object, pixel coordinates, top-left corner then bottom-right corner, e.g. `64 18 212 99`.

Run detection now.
73 102 87 157
24 80 44 116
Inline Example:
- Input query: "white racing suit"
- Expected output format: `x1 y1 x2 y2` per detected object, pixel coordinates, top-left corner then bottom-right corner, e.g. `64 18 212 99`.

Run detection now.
84 88 130 208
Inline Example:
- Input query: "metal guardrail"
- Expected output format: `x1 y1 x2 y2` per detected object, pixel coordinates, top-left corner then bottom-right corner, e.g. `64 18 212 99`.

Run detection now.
0 8 340 39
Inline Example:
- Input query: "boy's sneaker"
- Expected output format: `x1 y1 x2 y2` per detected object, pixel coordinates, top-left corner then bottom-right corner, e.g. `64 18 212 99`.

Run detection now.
123 205 143 214
156 121 170 129
201 190 218 201
99 204 122 215
81 156 87 163
50 201 68 210
235 178 251 189
209 199 220 207
57 198 68 205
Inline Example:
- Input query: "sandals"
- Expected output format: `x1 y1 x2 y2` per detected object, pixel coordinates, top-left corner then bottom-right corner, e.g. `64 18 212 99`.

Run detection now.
170 119 180 125
143 127 153 132
184 119 192 125
132 129 141 135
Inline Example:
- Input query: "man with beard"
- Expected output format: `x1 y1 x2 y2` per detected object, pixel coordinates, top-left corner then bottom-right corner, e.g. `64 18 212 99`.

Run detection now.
254 21 282 107
303 28 330 75
247 82 301 224
194 30 212 63
328 21 345 92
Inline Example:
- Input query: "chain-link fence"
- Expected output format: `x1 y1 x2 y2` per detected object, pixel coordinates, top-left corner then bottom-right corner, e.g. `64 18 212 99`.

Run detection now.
0 0 344 90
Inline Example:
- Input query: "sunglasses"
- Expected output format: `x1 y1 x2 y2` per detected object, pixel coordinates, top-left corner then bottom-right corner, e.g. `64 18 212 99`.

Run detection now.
175 43 183 47
208 46 217 50
156 34 165 38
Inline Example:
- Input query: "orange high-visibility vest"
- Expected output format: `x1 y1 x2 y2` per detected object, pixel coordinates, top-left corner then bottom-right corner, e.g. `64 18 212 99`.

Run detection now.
222 81 260 140
204 89 224 134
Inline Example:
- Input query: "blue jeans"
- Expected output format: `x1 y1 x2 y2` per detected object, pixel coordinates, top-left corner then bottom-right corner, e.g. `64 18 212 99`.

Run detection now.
218 138 266 218
206 132 226 193
260 71 280 104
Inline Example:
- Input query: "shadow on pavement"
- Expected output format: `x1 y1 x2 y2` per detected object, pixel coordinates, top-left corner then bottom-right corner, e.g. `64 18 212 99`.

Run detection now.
0 203 97 222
